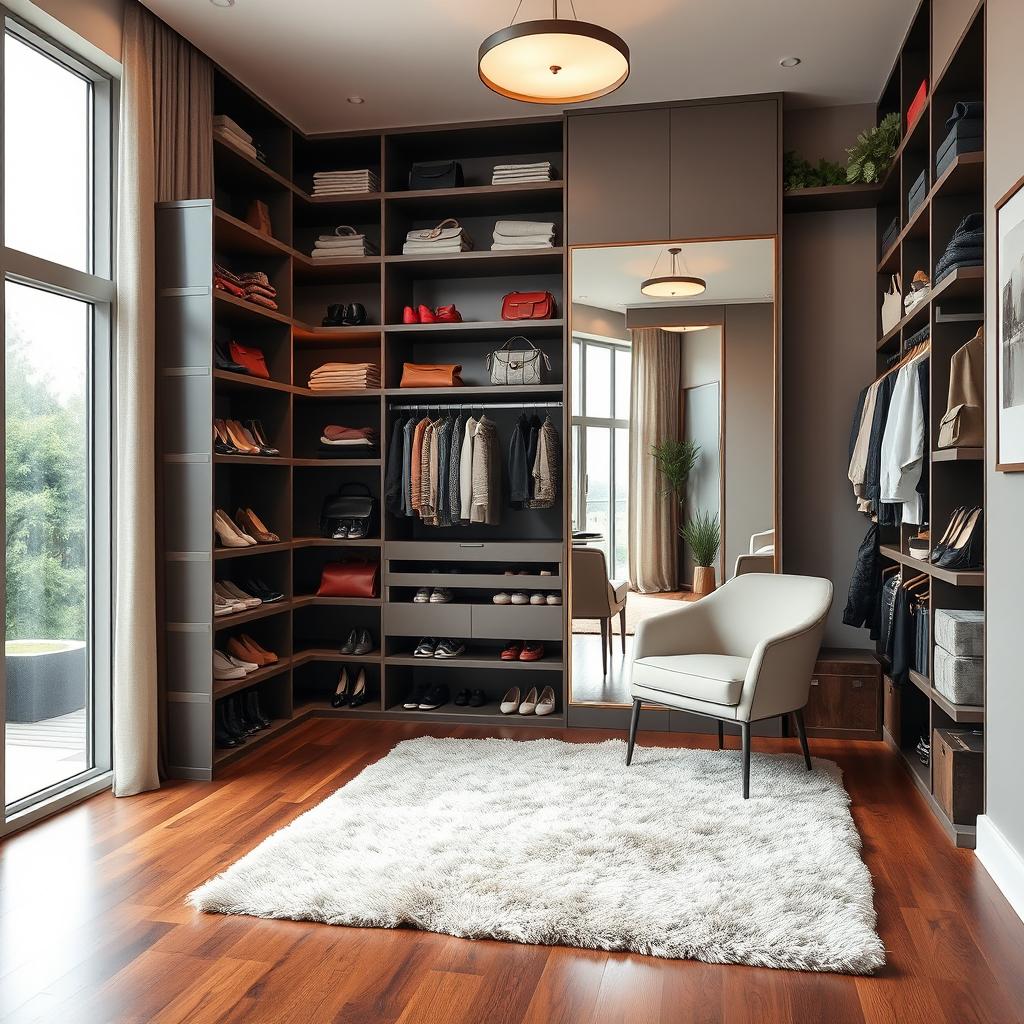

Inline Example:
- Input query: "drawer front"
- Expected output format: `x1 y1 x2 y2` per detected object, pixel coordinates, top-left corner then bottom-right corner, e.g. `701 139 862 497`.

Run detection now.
470 605 563 641
805 674 881 738
386 541 564 563
384 603 472 637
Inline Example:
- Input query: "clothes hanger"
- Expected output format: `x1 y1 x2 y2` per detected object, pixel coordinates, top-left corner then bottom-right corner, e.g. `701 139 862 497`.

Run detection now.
873 339 931 385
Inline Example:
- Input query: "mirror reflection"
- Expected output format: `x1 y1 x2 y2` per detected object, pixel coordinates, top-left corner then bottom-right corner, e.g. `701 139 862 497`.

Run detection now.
569 238 777 706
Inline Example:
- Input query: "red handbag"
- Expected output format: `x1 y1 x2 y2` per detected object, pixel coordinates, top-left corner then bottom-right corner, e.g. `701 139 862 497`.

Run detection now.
500 290 555 321
316 560 379 598
229 340 271 379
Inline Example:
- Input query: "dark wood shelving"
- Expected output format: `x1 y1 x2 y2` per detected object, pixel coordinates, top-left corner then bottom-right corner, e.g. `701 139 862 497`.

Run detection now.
381 705 565 727
931 150 984 199
213 368 293 394
385 654 563 672
291 536 383 548
782 182 885 213
292 595 383 608
213 453 289 466
930 265 984 304
385 318 564 338
384 383 563 399
291 457 381 467
383 179 563 215
213 289 291 326
214 540 292 560
293 189 382 206
213 659 293 699
384 247 564 278
211 599 294 630
213 208 293 258
213 716 294 767
292 648 383 666
291 253 383 285
879 544 983 587
293 387 383 400
931 446 983 462
292 321 382 343
213 136 294 193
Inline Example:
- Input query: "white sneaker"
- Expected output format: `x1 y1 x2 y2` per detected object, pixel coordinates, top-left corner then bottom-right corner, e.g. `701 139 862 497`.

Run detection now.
545 592 562 605
499 686 521 714
213 650 246 680
518 686 539 715
492 592 512 605
511 592 529 605
539 569 553 576
536 685 556 716
227 653 259 673
413 587 432 603
430 588 453 604
529 593 546 605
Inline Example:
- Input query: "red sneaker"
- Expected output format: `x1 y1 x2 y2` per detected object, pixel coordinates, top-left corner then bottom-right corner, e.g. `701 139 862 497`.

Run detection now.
500 641 522 661
417 304 438 324
434 304 463 323
402 306 419 324
519 642 545 662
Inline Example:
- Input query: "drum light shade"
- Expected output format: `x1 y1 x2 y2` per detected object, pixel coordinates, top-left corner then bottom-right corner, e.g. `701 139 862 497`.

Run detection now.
662 324 711 333
478 19 629 104
640 247 707 298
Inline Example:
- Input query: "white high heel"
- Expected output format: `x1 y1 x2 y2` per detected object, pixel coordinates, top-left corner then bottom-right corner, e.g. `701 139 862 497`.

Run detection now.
499 686 521 714
535 685 556 716
518 686 539 715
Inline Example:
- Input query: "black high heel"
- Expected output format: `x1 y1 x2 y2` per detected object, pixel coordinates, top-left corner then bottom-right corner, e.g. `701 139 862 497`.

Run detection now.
349 668 368 708
331 667 351 708
246 419 280 456
935 507 983 570
930 506 967 563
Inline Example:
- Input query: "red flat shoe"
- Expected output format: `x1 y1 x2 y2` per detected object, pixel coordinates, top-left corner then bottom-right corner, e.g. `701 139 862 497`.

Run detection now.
500 641 522 661
417 304 438 324
519 642 545 662
434 304 463 323
402 306 419 324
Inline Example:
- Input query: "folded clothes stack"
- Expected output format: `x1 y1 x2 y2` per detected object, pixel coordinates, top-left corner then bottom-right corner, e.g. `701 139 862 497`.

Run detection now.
907 169 928 219
936 100 983 178
307 362 381 391
310 225 377 259
934 212 983 284
320 424 377 448
880 215 899 256
214 265 279 311
491 219 556 251
311 169 379 196
403 219 474 255
214 114 258 160
491 161 553 184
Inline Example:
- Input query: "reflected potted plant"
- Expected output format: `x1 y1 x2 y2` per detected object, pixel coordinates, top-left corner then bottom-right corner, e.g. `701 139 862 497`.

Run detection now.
681 510 720 597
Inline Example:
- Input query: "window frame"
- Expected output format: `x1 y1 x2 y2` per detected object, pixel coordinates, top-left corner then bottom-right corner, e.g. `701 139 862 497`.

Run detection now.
0 11 116 828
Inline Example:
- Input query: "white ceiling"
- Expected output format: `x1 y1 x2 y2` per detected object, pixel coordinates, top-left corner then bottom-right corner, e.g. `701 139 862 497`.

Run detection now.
572 239 775 313
143 0 916 133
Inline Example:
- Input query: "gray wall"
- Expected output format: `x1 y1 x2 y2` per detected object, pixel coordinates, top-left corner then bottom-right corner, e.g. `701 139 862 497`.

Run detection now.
571 303 628 341
7 0 123 70
983 0 1024 894
782 105 878 648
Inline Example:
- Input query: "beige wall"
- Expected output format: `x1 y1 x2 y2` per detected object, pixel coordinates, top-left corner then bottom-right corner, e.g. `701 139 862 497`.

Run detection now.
6 0 123 70
933 0 981 77
571 303 628 342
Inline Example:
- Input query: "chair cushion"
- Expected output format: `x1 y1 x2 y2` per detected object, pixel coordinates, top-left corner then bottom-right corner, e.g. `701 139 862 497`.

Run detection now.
631 654 749 706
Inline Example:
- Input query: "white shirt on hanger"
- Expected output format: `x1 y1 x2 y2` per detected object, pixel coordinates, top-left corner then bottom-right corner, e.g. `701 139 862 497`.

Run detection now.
879 357 926 524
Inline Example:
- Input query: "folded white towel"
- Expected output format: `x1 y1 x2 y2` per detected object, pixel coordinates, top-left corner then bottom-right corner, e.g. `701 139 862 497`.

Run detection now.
493 161 551 171
315 234 367 246
213 115 252 144
402 243 472 255
492 174 553 183
215 127 257 157
490 241 554 250
314 168 377 177
310 248 371 259
494 220 555 237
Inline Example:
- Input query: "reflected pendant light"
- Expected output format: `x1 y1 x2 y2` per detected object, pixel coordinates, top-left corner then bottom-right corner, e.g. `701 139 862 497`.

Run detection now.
640 247 707 298
662 324 711 333
478 1 629 105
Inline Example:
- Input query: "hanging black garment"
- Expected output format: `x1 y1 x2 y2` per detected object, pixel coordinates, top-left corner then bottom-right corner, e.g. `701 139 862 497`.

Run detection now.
877 573 899 657
843 522 881 629
508 414 531 507
525 414 542 500
383 415 406 516
864 373 896 517
890 585 915 685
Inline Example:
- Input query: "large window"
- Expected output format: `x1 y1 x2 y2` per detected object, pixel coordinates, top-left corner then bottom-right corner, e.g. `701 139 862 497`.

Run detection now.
571 336 631 579
2 18 113 824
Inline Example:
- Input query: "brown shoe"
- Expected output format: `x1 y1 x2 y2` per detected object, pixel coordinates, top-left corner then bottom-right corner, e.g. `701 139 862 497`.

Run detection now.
236 507 279 543
240 632 278 664
224 419 261 454
227 635 267 666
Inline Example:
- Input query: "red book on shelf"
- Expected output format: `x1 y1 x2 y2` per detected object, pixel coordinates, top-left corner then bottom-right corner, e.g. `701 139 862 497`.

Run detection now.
907 79 927 130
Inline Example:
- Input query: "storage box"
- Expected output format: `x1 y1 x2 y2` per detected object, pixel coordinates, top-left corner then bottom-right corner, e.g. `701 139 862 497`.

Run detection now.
932 728 983 824
934 645 983 705
936 136 983 178
935 609 984 658
804 649 881 739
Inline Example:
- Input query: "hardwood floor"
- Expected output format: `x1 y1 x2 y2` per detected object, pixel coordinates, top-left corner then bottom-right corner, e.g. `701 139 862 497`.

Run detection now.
1 719 1022 1024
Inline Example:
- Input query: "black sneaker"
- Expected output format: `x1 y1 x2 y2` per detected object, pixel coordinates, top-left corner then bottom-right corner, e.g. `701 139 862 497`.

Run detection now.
469 689 487 708
434 638 465 659
454 688 471 706
339 628 359 655
403 682 430 709
245 579 284 603
353 628 374 655
414 637 437 658
347 518 369 539
418 684 450 710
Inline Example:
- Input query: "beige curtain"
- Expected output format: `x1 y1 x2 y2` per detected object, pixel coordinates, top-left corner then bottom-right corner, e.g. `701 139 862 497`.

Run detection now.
627 329 682 593
114 2 212 796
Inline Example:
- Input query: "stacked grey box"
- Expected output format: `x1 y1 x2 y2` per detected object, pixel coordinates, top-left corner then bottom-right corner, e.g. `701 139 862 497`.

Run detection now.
933 609 984 705
907 169 928 218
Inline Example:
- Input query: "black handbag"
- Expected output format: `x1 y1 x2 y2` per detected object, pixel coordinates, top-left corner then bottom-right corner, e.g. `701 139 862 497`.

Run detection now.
409 160 464 190
319 482 376 539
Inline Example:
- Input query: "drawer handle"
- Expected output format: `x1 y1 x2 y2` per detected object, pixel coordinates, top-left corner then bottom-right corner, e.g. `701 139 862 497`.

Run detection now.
853 679 864 688
459 543 484 548
810 678 819 686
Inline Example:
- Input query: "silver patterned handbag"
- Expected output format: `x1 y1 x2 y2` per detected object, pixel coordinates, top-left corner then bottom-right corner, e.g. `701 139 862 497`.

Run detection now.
485 336 551 385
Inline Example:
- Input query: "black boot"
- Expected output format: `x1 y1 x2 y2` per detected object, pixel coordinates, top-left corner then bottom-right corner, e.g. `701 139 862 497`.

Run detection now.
215 700 240 748
245 689 271 729
224 694 250 739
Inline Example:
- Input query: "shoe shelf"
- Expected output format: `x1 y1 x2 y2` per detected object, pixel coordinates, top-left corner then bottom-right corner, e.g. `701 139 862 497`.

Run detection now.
214 540 293 560
213 715 295 768
385 572 560 590
381 705 566 728
292 647 383 666
879 544 983 587
214 658 294 699
386 654 563 672
212 600 294 630
292 536 383 548
384 318 564 338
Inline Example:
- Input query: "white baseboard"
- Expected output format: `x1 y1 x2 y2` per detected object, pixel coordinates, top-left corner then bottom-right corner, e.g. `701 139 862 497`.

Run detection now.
976 815 1024 924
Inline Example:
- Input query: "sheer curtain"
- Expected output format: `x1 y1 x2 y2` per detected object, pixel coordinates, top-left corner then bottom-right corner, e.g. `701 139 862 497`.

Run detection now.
627 328 682 593
114 1 212 796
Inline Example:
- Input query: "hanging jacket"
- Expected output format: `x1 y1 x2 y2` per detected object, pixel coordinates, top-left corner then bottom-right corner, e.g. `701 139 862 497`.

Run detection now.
508 414 531 508
384 416 406 516
470 417 501 525
448 413 463 524
459 416 477 523
529 417 561 509
402 416 416 516
843 522 881 629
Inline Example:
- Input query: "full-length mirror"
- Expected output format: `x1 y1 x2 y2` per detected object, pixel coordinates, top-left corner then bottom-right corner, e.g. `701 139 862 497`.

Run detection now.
569 238 778 706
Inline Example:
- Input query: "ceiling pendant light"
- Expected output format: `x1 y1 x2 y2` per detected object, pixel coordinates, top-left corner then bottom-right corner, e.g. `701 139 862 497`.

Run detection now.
478 1 629 105
662 324 711 333
640 246 707 298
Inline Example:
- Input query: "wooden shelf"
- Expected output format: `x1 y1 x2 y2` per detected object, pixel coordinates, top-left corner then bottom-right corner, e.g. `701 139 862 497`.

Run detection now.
928 680 985 724
294 189 382 206
879 544 983 587
932 446 983 462
213 658 293 699
291 457 381 467
385 383 563 399
907 668 932 699
292 253 382 284
384 248 564 278
385 318 564 339
383 180 563 215
876 300 928 349
292 648 383 666
214 541 292 560
293 321 382 343
292 595 383 608
930 265 984 304
213 208 292 259
214 454 289 466
386 654 563 672
381 704 565 727
213 369 293 394
293 387 383 400
292 536 382 548
211 599 293 630
213 716 295 767
213 289 291 326
782 183 884 213
213 136 294 193
931 150 984 200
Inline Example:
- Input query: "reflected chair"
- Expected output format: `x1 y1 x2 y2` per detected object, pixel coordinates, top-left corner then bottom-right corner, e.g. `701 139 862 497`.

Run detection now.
626 572 833 797
571 547 628 677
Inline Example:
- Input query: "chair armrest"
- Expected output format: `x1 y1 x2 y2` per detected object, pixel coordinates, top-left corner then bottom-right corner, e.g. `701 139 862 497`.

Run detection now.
749 529 775 555
633 600 713 660
740 615 830 720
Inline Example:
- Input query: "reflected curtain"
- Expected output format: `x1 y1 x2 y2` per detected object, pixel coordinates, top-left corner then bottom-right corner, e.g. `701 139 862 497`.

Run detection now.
627 328 681 593
114 1 212 796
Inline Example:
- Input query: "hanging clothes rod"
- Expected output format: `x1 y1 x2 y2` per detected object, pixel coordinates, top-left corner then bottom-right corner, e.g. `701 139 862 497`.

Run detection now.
387 403 565 411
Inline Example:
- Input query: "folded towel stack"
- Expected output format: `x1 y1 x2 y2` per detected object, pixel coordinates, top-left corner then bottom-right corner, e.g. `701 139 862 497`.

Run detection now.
307 362 381 391
403 219 474 255
320 424 377 447
214 115 259 161
492 161 553 184
491 219 556 251
312 169 379 196
310 225 377 259
936 100 984 178
214 264 279 311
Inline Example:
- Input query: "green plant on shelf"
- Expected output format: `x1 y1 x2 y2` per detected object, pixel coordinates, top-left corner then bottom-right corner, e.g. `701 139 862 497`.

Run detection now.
845 112 901 185
783 151 847 191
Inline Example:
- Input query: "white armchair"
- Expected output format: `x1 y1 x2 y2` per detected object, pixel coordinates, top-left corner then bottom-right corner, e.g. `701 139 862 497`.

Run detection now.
626 572 833 798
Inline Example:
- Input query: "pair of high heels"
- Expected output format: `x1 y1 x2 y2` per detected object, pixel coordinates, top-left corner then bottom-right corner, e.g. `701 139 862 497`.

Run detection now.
214 507 279 548
214 418 279 456
331 666 368 708
930 505 983 570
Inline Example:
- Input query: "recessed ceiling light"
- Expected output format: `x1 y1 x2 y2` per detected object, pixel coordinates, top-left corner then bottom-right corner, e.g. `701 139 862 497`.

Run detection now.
779 56 802 68
347 96 365 105
209 0 235 7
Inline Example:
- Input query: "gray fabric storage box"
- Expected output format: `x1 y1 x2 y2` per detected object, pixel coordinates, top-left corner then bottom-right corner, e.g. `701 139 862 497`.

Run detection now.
935 609 984 658
934 645 983 706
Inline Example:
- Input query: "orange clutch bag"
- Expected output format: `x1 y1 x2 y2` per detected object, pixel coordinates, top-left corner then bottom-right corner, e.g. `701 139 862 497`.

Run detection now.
399 363 463 388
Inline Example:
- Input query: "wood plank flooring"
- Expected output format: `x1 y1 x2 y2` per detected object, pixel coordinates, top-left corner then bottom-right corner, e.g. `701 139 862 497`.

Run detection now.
1 719 1023 1024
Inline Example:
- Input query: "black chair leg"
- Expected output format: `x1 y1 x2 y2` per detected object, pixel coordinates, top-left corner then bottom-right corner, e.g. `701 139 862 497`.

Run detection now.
717 720 724 750
740 721 750 799
626 699 641 765
619 608 626 653
794 708 812 771
599 619 608 676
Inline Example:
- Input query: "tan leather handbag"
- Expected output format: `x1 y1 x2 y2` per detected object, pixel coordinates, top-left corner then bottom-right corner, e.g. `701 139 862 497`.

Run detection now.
399 363 464 388
938 325 984 448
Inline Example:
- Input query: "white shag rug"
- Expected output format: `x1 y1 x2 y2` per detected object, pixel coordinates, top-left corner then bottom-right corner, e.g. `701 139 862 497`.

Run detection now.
189 737 885 975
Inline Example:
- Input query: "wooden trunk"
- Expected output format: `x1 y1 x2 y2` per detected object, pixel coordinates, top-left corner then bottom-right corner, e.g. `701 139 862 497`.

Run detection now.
804 648 882 740
933 728 984 825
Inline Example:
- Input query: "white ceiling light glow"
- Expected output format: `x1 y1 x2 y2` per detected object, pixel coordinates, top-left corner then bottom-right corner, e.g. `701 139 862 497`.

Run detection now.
640 247 707 298
662 324 711 333
779 56 802 67
479 1 629 105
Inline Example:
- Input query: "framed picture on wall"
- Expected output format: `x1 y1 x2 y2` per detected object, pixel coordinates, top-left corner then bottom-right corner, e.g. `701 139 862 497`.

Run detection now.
996 174 1024 471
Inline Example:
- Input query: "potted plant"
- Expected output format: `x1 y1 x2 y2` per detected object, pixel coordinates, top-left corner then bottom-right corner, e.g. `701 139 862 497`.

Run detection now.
680 510 721 597
650 439 701 506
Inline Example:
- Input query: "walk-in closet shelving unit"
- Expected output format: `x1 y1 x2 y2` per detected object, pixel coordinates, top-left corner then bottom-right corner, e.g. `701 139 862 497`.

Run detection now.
158 71 568 778
870 1 986 847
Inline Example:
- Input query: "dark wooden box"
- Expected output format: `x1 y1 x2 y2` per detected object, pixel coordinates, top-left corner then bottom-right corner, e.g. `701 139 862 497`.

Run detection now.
804 648 882 740
933 728 984 825
883 674 901 744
